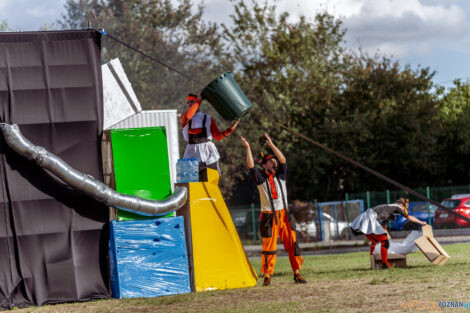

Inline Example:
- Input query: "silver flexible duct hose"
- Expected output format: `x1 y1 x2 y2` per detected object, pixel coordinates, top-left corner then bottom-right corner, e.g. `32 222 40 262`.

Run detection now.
0 123 187 216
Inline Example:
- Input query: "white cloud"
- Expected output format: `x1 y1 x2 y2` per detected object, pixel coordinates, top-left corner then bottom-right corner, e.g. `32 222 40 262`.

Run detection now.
196 0 233 24
194 0 470 58
278 0 363 20
26 7 57 18
1 0 468 62
0 0 65 30
340 0 469 57
260 0 469 58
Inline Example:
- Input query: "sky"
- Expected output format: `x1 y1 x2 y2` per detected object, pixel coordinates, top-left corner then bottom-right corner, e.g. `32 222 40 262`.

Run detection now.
1 0 470 87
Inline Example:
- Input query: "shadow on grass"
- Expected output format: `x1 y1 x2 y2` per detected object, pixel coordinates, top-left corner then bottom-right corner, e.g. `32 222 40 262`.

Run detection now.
406 261 468 270
273 266 371 277
313 267 372 275
274 261 469 277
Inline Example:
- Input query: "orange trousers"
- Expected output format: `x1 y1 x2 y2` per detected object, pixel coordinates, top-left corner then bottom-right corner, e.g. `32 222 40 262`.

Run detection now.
260 209 304 276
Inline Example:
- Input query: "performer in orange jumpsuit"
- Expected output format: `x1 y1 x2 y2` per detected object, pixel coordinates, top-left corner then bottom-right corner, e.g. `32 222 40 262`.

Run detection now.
241 133 306 286
180 94 239 180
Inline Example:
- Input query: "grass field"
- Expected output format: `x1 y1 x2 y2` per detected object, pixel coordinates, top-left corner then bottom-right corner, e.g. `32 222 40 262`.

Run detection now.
16 242 470 313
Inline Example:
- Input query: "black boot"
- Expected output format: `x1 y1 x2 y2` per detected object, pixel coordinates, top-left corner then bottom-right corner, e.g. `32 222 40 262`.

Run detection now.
263 276 271 286
294 273 306 284
382 262 394 269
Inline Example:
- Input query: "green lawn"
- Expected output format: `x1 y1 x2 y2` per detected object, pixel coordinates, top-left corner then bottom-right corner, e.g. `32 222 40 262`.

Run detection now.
16 242 470 313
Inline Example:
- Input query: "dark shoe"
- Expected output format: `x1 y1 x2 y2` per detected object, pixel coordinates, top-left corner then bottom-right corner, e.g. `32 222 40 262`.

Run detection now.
263 276 271 286
382 262 395 269
294 273 307 284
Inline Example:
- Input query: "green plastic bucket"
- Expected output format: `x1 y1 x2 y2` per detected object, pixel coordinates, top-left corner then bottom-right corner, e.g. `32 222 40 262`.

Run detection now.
202 71 253 121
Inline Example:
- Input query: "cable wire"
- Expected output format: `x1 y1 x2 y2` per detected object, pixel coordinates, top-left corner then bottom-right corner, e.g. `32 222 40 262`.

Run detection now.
99 29 201 85
269 118 470 223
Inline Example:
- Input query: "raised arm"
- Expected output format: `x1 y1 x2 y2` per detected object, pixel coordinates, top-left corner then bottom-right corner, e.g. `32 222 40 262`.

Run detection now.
210 118 239 141
265 133 286 164
241 136 254 168
407 215 427 226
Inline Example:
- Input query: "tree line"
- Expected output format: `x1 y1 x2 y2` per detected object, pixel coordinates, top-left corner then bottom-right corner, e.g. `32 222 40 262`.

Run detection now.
58 0 470 204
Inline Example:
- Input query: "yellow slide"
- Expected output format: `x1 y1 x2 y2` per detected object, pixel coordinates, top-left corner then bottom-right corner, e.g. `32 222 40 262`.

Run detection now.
189 169 258 291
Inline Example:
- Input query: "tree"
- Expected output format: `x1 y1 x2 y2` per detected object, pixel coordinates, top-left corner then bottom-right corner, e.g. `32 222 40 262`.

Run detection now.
0 20 11 32
59 0 231 178
212 0 354 201
436 80 470 185
59 0 101 29
59 0 460 204
216 0 444 203
338 54 442 192
59 0 223 111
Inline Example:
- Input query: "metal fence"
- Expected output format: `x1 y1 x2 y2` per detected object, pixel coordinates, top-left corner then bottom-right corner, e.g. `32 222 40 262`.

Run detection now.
229 200 364 243
295 199 364 242
349 184 470 210
229 184 470 243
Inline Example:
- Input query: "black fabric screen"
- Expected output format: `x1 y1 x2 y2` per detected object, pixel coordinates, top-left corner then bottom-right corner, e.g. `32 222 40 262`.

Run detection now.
0 30 110 309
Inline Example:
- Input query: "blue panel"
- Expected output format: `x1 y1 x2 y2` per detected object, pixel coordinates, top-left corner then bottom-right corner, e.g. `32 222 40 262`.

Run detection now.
109 217 191 298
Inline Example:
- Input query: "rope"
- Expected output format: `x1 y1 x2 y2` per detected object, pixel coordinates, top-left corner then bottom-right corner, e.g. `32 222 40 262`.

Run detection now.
98 29 201 85
98 28 470 223
99 28 227 110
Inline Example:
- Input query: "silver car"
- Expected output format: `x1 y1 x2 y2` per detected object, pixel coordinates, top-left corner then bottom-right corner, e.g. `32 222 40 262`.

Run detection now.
296 212 350 240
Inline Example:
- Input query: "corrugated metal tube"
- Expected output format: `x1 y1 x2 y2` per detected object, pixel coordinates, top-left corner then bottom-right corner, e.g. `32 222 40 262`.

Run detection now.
0 123 187 216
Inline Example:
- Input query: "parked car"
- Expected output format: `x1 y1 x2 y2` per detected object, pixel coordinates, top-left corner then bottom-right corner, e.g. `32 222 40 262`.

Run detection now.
389 202 438 231
296 212 349 240
451 194 470 199
434 195 470 229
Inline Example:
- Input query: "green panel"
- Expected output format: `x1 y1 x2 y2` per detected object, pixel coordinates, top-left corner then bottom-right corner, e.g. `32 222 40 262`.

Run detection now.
111 127 173 220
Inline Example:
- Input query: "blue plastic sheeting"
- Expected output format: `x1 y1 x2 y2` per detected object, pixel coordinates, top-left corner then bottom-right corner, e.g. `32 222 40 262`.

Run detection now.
176 158 199 183
109 217 191 298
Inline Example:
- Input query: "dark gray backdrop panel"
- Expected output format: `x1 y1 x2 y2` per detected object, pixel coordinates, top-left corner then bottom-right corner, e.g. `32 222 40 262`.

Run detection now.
0 30 110 309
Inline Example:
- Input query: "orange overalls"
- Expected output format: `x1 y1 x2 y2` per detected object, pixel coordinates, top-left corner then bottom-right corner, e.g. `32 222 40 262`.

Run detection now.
260 174 303 276
261 209 304 276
